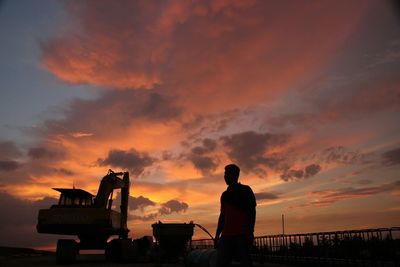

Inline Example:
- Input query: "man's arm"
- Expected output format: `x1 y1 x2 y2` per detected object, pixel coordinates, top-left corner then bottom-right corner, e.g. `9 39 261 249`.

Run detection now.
249 206 256 233
247 186 256 243
214 210 224 248
215 192 225 248
215 211 224 239
249 189 256 233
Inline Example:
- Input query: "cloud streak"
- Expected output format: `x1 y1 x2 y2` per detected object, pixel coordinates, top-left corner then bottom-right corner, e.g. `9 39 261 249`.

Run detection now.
290 180 400 209
254 191 280 201
382 147 400 166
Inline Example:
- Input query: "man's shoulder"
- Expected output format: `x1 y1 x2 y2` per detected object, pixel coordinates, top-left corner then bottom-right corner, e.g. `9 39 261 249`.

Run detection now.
220 189 229 199
238 183 254 193
238 183 256 205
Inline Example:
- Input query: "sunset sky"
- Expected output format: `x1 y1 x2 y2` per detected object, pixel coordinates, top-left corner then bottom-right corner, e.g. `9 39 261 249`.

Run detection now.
0 0 399 249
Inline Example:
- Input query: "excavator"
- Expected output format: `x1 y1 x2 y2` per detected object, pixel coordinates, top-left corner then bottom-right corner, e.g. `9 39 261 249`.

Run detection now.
37 170 134 263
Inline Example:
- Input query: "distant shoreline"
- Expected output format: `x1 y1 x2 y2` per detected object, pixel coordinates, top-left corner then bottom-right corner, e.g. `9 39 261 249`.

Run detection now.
0 246 54 258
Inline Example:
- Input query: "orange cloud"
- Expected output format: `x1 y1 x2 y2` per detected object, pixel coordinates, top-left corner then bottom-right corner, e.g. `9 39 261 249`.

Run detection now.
41 1 372 113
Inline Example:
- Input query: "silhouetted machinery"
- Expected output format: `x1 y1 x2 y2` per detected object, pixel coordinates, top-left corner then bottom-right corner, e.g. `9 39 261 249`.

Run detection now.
152 222 195 262
37 170 133 263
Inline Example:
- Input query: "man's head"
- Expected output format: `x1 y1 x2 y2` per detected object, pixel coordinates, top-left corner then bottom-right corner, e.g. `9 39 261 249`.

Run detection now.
224 164 240 185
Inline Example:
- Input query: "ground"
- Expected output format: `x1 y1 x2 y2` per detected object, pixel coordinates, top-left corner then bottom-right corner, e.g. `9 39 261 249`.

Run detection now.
0 247 295 267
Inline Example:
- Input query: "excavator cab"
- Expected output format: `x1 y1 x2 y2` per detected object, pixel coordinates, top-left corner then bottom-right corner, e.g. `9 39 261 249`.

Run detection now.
53 188 94 207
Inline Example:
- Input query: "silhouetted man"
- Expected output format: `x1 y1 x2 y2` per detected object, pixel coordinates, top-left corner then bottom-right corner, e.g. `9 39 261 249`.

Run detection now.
215 164 256 267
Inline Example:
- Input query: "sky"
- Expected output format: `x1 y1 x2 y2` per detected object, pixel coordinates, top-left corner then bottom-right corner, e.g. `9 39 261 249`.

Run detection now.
0 0 399 249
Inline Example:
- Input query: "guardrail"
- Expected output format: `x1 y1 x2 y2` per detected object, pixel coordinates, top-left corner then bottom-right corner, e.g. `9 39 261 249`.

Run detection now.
191 227 400 266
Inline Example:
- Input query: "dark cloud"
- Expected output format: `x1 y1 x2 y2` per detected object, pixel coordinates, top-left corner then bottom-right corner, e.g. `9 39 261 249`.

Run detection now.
254 192 279 201
191 138 217 155
130 213 158 221
97 148 156 176
0 191 62 248
320 146 367 164
221 131 287 174
28 147 62 160
38 90 182 139
305 164 322 177
53 168 74 176
0 160 20 171
112 193 156 221
188 155 219 175
0 141 21 159
382 147 400 166
0 141 22 171
158 200 188 215
281 164 321 181
127 198 189 221
182 138 219 175
162 151 173 160
181 110 241 142
281 169 303 181
139 92 182 120
129 195 156 211
114 193 189 221
0 192 56 225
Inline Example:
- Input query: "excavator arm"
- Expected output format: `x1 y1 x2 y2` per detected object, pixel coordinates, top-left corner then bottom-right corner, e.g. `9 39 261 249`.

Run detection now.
94 170 130 238
94 170 127 207
120 172 129 238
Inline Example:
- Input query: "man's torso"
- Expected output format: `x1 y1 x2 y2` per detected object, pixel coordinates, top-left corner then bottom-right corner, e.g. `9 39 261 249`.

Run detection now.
221 183 256 236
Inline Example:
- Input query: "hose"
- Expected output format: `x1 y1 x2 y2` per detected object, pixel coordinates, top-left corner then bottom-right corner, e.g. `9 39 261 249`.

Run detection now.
194 223 214 241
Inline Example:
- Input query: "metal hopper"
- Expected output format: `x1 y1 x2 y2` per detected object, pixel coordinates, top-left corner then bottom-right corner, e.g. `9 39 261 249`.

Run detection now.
152 222 194 261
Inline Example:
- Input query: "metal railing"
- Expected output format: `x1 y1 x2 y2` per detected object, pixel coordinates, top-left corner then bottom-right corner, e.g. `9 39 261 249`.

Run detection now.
191 227 400 265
